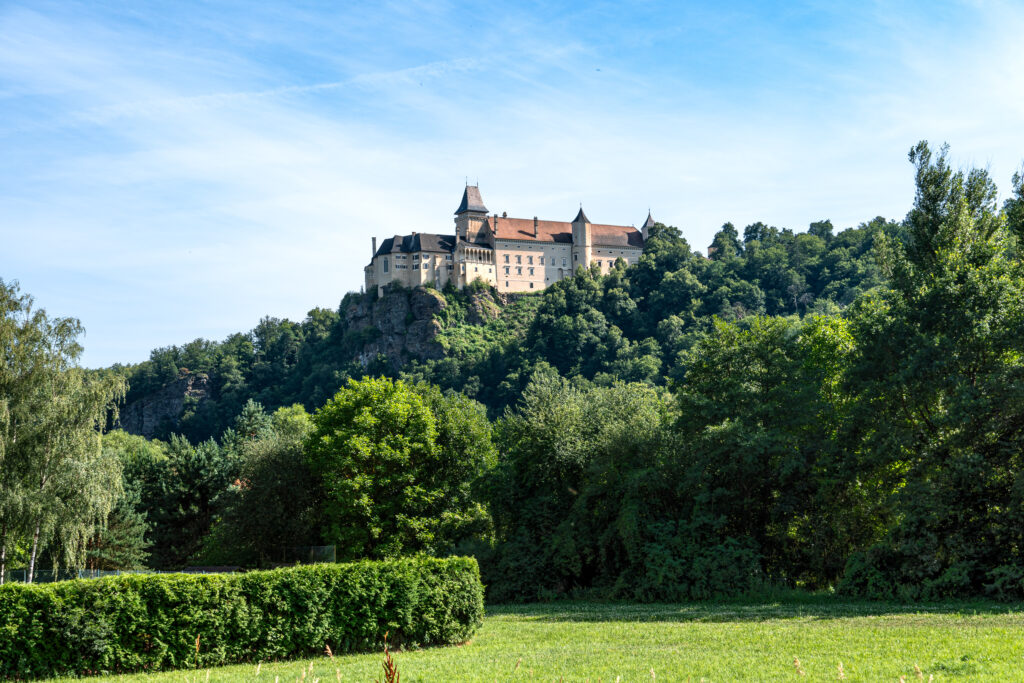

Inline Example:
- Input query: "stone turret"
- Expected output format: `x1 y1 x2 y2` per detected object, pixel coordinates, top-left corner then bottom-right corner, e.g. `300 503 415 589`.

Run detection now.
455 185 488 243
571 206 592 269
642 210 655 241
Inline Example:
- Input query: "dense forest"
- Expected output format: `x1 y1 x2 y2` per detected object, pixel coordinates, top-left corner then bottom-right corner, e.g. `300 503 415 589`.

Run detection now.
5 141 1024 601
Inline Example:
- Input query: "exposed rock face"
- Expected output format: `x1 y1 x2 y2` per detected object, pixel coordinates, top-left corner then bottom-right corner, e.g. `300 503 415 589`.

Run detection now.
466 291 501 325
120 371 210 437
119 287 454 437
345 286 447 368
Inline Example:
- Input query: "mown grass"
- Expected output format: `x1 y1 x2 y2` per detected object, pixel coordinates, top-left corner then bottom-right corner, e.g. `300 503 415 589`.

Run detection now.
47 598 1024 681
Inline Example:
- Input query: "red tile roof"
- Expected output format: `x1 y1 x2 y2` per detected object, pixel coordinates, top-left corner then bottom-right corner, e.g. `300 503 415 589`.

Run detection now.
489 217 643 248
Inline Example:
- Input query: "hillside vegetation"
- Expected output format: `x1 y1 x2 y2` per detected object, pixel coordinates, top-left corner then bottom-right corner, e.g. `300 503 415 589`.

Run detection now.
5 142 1024 604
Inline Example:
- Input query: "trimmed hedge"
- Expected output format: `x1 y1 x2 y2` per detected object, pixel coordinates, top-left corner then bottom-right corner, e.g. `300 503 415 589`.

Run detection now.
0 556 484 679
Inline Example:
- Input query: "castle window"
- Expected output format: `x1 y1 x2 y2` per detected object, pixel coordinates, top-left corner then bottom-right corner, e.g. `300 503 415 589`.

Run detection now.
504 266 510 275
562 257 567 267
424 263 429 269
446 254 452 260
539 256 544 265
504 254 509 263
529 267 534 276
528 256 533 265
383 258 389 273
505 281 509 288
516 255 522 264
529 282 534 288
517 267 522 275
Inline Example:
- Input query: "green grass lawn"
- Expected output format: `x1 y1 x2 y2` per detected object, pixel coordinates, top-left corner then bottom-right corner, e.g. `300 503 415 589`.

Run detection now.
50 599 1024 682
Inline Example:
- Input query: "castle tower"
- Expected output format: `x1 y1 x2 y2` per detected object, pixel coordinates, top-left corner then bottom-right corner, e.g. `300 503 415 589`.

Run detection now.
571 206 592 269
454 185 488 243
642 210 655 241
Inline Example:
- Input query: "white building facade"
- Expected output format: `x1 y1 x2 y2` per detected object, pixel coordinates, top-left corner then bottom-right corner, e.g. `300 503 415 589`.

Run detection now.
365 186 650 296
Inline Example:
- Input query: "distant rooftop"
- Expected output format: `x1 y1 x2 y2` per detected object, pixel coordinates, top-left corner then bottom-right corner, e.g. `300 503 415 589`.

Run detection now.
375 233 456 256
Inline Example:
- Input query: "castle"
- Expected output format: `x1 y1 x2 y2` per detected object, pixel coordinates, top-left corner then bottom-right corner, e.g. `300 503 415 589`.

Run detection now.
364 186 651 296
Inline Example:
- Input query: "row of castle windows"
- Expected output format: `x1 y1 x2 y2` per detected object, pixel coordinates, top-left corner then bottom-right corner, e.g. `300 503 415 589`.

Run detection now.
501 258 626 277
504 266 537 276
503 254 570 267
381 254 453 273
383 250 630 276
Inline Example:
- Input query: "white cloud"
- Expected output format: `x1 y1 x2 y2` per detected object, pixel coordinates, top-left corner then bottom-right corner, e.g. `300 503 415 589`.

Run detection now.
2 0 1023 366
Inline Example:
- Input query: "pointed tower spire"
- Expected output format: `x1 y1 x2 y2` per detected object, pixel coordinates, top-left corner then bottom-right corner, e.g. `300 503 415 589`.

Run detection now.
641 210 655 241
573 206 590 224
455 185 488 215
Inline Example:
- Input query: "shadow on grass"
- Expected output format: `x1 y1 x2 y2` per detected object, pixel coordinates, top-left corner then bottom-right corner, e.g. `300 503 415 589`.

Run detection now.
487 595 1024 624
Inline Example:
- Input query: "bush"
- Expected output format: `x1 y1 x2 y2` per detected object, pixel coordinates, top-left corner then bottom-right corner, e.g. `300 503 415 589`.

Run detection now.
0 556 484 679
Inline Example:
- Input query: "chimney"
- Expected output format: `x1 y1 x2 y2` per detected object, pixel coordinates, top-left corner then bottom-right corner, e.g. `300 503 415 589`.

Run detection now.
533 216 538 237
372 236 377 258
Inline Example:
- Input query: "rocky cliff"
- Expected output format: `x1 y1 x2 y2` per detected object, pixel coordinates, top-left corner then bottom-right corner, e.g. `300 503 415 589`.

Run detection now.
344 286 448 367
119 371 210 438
118 285 490 437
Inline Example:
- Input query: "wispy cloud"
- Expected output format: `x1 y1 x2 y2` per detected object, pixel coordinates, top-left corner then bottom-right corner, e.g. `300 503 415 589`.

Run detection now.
2 0 1023 366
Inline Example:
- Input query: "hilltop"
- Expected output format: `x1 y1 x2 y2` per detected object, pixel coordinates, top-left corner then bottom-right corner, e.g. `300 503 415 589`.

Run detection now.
114 216 887 442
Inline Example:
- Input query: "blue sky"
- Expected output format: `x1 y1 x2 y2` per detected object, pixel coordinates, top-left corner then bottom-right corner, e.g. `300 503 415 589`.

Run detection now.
2 0 1023 367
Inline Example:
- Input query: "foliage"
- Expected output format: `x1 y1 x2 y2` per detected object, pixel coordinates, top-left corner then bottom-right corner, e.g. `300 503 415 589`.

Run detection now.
0 279 127 582
116 207 888 436
836 142 1024 599
129 435 232 569
198 405 319 566
75 140 1024 601
486 371 678 601
306 377 495 561
0 556 484 679
84 480 150 571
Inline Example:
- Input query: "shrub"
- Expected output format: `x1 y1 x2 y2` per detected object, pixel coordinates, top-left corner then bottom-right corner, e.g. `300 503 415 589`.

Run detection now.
0 556 484 679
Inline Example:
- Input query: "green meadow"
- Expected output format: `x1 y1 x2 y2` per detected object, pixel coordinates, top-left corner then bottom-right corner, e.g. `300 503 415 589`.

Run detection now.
56 599 1024 682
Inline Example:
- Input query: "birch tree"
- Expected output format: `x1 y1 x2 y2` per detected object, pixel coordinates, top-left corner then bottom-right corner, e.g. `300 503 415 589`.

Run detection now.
0 280 126 582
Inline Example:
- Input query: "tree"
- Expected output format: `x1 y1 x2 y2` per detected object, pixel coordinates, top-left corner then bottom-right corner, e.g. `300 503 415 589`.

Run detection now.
133 435 229 568
709 222 742 259
305 377 494 561
0 279 126 582
202 404 319 566
1005 168 1024 246
486 366 676 601
85 479 150 570
808 219 834 241
840 142 1024 598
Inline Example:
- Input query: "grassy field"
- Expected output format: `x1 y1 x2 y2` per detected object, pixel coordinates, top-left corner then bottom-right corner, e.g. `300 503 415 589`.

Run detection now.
48 599 1024 682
